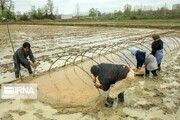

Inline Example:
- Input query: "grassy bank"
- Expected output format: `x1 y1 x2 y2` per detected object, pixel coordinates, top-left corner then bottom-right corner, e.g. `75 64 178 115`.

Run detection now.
1 19 180 29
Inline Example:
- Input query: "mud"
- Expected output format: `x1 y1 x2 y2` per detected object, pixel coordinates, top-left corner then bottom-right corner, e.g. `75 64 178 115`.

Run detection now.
0 25 179 120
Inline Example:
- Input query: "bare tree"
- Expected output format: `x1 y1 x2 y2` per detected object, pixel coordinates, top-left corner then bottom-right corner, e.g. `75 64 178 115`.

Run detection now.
7 0 14 11
75 3 80 18
89 8 96 19
123 4 132 16
47 0 54 15
0 0 14 14
54 7 58 16
0 0 15 19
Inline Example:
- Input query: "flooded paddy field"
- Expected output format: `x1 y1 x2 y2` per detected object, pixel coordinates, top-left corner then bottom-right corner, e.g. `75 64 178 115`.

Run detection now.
0 25 179 120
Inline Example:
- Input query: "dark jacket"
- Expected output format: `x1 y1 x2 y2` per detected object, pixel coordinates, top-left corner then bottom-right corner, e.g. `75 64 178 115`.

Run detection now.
97 63 129 91
136 50 146 68
14 47 35 66
151 39 163 56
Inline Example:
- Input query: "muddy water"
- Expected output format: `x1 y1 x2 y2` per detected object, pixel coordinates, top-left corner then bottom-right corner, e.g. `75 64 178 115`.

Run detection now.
30 40 179 114
0 25 177 83
0 25 180 119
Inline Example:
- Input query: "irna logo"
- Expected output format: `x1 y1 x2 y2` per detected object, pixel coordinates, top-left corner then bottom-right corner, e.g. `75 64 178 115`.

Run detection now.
1 84 37 99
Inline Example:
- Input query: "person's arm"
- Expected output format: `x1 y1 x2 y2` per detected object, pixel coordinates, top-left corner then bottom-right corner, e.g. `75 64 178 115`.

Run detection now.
136 52 144 71
92 75 101 89
151 42 157 56
29 49 37 68
29 49 35 63
94 83 110 91
137 60 143 69
92 75 97 84
92 75 110 91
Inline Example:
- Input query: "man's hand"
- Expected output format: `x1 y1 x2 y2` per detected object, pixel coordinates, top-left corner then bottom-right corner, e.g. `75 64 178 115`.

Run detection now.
135 67 141 72
33 62 37 68
94 83 101 89
92 75 96 83
30 62 37 68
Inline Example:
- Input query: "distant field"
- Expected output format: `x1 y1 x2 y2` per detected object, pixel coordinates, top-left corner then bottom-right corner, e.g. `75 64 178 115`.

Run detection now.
0 24 178 82
3 19 180 29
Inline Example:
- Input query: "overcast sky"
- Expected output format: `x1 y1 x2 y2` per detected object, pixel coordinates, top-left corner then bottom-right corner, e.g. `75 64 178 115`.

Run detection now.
14 0 179 14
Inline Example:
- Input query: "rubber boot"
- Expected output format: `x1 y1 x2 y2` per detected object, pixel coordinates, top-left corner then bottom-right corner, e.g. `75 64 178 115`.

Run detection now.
157 63 161 71
118 92 124 102
27 67 32 74
151 70 157 76
105 96 114 107
15 68 19 78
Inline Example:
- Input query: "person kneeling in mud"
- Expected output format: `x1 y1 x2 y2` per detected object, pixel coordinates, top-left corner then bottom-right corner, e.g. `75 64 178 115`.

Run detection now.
90 63 134 107
14 42 37 78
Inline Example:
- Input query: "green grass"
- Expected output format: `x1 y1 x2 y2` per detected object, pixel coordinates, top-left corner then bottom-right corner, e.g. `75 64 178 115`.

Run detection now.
2 19 180 29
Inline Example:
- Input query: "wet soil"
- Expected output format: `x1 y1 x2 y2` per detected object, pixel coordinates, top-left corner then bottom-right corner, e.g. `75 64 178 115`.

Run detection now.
0 25 179 120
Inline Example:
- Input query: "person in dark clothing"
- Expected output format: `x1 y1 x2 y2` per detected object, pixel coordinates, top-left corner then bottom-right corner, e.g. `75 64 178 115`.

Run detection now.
14 42 37 78
151 34 164 71
129 47 158 76
90 63 134 107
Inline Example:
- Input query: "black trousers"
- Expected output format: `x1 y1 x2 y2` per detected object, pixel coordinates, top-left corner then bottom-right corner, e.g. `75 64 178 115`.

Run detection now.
146 68 157 76
157 63 161 71
13 56 32 78
118 92 124 102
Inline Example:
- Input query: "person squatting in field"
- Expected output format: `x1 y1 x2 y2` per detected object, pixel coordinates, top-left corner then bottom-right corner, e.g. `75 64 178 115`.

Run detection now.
13 42 37 78
90 63 134 107
151 34 164 71
129 47 158 76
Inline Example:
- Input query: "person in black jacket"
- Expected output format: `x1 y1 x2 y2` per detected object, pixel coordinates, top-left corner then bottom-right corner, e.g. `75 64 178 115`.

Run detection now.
13 42 37 78
90 63 134 107
151 34 164 71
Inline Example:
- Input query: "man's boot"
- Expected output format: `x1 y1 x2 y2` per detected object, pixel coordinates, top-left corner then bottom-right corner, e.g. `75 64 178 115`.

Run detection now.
27 66 32 74
15 68 19 78
151 70 157 76
105 96 114 107
157 63 161 71
118 92 124 102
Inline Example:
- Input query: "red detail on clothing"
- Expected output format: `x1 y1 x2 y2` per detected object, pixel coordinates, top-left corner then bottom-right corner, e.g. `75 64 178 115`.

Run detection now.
127 66 131 71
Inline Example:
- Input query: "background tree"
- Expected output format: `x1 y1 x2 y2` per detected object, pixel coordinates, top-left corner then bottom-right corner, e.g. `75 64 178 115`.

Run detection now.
36 8 44 19
89 8 101 19
0 0 15 20
123 4 132 16
44 5 48 18
89 8 95 18
112 10 122 19
54 7 59 18
19 13 29 21
0 0 6 15
30 5 37 19
46 0 55 19
47 0 53 15
75 3 80 19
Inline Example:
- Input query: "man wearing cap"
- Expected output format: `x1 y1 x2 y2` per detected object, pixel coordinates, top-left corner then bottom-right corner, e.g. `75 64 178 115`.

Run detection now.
90 63 134 107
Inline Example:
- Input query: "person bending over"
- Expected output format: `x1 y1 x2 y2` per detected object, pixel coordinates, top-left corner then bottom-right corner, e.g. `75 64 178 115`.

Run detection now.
13 42 37 78
129 47 158 76
90 63 134 107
